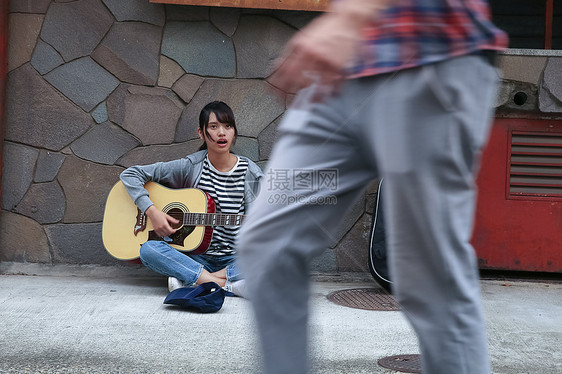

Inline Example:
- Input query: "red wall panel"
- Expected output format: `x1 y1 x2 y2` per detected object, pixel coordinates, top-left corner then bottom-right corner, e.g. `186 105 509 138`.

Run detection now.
473 118 562 272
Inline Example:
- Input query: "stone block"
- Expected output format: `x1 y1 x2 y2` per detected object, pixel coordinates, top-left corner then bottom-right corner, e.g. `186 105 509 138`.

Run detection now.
538 84 562 113
542 58 562 102
162 21 235 78
8 13 44 71
0 212 51 263
70 122 140 165
365 179 380 195
116 140 202 168
15 181 65 224
258 117 281 161
364 179 381 215
310 248 337 274
333 214 371 273
92 102 108 124
10 0 51 13
498 55 547 85
286 94 296 108
7 65 93 151
158 56 185 88
241 8 273 16
329 194 365 248
273 10 319 29
176 79 285 142
92 22 162 86
127 85 184 108
34 150 65 183
57 156 123 223
231 136 259 161
107 84 183 144
210 7 240 37
45 57 120 112
233 15 296 78
496 80 537 112
2 143 39 211
40 0 113 62
172 74 204 103
106 83 130 126
45 223 120 265
365 195 377 215
495 80 514 108
166 5 209 21
102 0 165 26
122 89 183 145
31 40 64 75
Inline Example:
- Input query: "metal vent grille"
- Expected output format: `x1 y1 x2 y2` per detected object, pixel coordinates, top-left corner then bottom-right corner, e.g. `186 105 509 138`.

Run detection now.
509 131 562 198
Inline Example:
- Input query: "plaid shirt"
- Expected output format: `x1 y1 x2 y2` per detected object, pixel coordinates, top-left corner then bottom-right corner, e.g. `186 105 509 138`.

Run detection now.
349 0 508 77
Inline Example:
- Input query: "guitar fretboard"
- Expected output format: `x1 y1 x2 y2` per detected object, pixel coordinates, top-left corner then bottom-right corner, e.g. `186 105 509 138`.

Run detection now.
183 213 244 226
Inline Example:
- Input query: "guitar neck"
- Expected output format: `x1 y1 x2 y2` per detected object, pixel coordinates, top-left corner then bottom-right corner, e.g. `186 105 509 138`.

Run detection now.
183 212 245 226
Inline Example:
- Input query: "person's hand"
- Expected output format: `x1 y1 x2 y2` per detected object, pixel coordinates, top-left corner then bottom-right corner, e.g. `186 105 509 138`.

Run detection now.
146 205 179 237
269 0 392 97
269 13 361 95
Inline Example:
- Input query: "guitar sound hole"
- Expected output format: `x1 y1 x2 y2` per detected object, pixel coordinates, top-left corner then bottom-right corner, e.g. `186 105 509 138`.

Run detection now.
147 204 195 248
167 208 184 229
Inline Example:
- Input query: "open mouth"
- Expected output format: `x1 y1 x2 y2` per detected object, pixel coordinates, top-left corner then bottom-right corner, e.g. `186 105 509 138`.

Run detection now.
217 139 228 145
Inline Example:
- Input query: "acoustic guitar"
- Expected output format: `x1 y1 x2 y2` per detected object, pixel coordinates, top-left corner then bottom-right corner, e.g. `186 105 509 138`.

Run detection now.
102 181 245 261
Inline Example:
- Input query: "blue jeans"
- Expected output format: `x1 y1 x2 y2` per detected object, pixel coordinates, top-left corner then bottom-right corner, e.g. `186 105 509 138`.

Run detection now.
139 240 242 286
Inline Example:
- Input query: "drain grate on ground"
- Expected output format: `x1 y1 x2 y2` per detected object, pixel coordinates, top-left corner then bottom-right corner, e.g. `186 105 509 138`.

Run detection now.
327 288 400 311
378 354 422 373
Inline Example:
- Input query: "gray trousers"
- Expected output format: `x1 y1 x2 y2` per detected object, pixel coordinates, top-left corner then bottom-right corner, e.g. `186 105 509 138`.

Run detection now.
238 54 498 374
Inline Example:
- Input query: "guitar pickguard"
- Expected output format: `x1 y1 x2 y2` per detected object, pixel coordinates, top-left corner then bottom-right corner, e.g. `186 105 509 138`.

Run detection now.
134 208 147 236
146 204 196 250
148 225 195 248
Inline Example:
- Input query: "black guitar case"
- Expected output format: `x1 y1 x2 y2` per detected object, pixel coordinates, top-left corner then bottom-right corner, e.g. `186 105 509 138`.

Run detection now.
368 178 393 293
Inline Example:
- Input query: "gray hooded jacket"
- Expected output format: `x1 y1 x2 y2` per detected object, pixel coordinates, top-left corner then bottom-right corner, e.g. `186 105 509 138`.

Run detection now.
120 150 264 214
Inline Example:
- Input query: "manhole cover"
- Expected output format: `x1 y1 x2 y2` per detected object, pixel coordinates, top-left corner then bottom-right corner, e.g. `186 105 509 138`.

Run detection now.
327 288 400 311
378 354 421 373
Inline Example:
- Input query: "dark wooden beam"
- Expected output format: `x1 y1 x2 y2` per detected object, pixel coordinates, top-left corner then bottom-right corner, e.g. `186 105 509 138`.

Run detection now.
149 0 330 12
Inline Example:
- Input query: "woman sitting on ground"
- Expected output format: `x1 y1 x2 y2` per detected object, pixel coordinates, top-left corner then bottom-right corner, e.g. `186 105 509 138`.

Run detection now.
120 101 263 297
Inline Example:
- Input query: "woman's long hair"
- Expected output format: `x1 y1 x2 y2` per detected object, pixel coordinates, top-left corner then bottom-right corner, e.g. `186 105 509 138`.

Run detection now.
198 101 238 151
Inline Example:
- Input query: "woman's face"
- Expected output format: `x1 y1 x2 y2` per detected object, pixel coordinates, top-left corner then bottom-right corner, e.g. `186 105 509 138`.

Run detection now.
199 112 236 154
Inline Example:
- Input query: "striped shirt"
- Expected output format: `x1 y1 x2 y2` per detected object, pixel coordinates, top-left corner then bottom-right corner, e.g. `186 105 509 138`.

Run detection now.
197 156 248 256
349 0 508 78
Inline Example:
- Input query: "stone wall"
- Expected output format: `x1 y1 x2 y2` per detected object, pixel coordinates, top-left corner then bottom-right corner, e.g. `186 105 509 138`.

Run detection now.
496 53 562 113
2 0 561 274
2 0 376 273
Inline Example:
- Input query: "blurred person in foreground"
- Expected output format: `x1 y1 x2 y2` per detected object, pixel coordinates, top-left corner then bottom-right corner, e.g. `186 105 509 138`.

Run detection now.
237 0 507 373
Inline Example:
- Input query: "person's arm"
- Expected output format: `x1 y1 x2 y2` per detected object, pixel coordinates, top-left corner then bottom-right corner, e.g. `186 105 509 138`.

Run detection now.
270 0 395 94
120 159 189 237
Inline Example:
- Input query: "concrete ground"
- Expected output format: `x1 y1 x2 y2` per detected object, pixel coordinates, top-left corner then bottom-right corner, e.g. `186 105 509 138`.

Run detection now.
0 263 560 374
